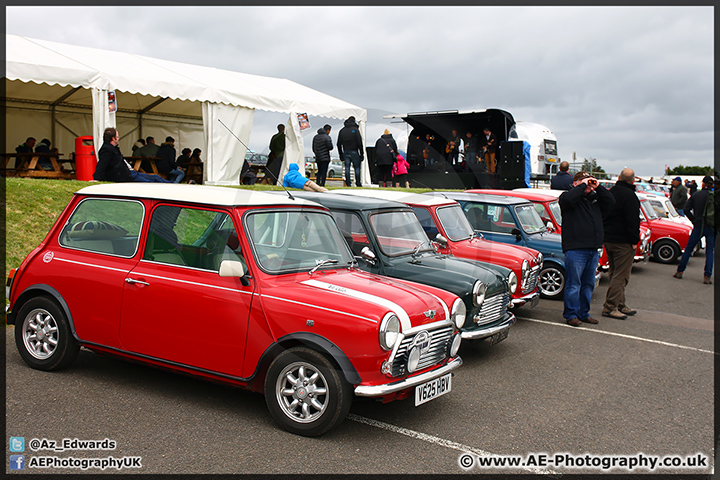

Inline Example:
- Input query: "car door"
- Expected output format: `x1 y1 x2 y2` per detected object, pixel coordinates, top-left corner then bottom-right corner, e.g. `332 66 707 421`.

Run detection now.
120 204 255 377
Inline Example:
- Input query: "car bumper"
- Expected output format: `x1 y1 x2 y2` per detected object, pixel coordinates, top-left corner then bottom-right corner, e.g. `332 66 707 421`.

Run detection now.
354 356 463 397
460 312 516 340
509 290 540 308
595 269 602 287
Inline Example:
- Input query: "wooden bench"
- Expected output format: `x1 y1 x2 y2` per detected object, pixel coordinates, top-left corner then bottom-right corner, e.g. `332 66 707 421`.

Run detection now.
1 152 75 179
124 156 168 179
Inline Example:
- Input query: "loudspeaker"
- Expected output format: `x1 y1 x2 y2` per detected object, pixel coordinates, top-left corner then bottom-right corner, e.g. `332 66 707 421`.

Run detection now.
498 141 525 189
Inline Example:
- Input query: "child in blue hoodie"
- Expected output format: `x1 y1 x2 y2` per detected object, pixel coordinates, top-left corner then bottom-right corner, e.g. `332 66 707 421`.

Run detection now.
282 163 328 192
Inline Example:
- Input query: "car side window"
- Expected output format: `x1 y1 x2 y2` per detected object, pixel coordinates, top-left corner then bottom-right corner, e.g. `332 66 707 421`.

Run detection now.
411 207 438 240
144 205 245 271
330 211 368 256
59 198 144 257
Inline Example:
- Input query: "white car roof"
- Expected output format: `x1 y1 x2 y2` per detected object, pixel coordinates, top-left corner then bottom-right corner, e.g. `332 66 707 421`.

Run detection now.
513 187 564 198
333 188 457 206
76 183 320 208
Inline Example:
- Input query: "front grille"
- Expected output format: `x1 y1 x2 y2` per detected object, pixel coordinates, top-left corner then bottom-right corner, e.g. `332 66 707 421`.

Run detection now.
522 266 540 294
475 292 510 326
391 325 453 377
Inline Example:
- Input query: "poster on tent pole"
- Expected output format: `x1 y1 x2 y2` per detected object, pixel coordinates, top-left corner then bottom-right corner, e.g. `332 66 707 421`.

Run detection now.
297 113 310 131
108 91 117 113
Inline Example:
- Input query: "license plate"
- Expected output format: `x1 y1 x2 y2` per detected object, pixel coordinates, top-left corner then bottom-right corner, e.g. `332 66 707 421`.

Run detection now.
415 373 452 406
488 328 509 345
530 295 540 308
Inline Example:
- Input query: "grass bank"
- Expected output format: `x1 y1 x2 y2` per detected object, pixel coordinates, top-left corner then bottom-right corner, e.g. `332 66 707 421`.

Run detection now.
4 177 438 274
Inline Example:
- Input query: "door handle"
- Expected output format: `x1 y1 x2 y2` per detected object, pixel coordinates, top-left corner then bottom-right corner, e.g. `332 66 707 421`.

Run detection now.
125 278 150 286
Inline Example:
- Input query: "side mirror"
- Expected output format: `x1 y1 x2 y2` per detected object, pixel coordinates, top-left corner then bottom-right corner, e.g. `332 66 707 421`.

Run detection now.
360 246 377 266
545 221 554 232
510 227 522 240
219 260 251 286
434 233 448 248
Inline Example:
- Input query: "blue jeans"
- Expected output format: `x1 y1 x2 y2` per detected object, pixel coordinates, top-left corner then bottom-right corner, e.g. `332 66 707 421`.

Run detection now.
343 151 362 187
130 170 171 183
167 167 185 183
563 249 599 321
677 225 716 277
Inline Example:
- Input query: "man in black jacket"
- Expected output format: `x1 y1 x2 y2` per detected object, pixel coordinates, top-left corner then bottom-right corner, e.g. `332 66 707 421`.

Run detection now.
551 161 573 190
559 171 615 326
336 116 364 187
312 125 333 187
602 168 641 320
93 128 170 183
155 136 184 183
673 175 717 284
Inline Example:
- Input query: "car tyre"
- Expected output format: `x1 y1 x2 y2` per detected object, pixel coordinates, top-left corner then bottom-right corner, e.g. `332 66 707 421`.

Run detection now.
15 296 80 371
653 240 680 264
328 168 335 178
538 264 565 300
264 347 352 437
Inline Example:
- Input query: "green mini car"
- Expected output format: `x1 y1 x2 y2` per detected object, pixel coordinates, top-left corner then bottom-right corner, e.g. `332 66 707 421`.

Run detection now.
286 192 517 345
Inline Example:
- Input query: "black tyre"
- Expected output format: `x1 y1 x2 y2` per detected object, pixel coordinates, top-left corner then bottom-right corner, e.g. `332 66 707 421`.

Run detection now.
328 168 335 178
264 347 352 436
538 264 565 300
653 240 680 264
14 296 80 371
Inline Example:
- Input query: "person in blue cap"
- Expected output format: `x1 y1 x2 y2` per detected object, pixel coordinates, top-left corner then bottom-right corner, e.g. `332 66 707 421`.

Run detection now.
282 163 328 192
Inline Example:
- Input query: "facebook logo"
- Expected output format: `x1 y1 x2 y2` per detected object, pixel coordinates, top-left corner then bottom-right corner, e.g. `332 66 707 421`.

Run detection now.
9 454 25 470
9 437 24 452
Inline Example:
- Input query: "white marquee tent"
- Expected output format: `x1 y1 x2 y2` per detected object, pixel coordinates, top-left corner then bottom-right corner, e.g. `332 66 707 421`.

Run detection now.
5 34 369 185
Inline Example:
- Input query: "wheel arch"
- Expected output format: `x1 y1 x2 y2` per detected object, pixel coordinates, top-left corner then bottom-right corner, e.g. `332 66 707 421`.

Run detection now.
248 332 362 392
7 285 78 339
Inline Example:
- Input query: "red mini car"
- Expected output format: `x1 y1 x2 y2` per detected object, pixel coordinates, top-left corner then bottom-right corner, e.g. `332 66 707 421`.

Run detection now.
639 197 693 263
335 189 543 308
6 183 465 436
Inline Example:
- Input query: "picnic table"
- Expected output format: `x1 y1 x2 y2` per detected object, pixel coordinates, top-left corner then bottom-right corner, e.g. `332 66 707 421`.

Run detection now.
124 156 167 179
1 152 75 179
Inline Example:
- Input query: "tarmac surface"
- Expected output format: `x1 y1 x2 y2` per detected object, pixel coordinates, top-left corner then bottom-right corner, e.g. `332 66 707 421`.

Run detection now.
5 250 715 475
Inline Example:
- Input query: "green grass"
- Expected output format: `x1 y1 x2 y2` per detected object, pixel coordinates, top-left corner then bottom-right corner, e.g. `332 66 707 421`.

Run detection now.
4 177 443 274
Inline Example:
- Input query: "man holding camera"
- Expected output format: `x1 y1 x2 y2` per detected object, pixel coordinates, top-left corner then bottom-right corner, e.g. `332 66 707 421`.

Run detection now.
559 171 615 326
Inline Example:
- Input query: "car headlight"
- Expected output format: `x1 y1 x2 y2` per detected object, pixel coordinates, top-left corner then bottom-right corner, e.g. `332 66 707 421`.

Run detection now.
449 332 462 357
507 271 518 295
450 298 466 329
537 252 543 266
598 248 604 257
407 346 421 373
379 313 400 351
472 281 487 306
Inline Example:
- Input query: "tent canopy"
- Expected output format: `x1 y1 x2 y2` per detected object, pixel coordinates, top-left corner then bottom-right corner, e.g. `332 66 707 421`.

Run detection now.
5 34 369 185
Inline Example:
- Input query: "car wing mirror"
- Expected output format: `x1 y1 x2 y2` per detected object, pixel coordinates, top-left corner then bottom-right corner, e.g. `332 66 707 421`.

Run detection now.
510 227 522 240
360 246 377 266
219 260 252 286
545 221 554 232
434 233 448 249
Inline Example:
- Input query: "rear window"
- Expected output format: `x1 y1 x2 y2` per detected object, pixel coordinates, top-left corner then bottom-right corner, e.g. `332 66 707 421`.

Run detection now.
59 198 144 257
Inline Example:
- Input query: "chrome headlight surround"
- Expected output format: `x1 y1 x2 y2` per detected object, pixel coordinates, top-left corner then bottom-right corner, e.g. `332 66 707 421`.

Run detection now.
472 281 487 306
449 332 462 357
537 252 544 266
407 346 421 373
379 313 401 351
450 298 466 329
507 271 518 295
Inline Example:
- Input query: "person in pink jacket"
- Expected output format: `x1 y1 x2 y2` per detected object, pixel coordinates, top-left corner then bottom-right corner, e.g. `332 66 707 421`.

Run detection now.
392 153 410 188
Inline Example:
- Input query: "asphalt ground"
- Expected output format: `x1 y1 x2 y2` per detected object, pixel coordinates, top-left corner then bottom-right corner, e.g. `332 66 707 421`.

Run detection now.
4 250 715 475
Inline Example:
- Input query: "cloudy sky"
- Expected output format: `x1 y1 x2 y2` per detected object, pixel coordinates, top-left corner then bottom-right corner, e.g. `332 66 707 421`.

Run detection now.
7 6 714 177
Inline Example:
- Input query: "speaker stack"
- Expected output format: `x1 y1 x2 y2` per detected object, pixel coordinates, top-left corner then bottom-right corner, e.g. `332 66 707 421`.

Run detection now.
498 141 526 190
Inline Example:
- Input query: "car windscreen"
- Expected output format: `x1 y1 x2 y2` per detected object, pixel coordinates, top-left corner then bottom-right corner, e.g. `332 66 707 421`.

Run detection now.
547 201 562 226
514 204 546 234
436 204 474 241
369 210 432 256
246 210 353 273
664 200 679 217
640 201 658 220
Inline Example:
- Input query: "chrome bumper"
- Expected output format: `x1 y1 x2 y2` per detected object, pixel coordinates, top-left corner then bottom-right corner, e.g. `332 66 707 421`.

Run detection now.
460 312 516 340
354 356 463 397
509 290 540 308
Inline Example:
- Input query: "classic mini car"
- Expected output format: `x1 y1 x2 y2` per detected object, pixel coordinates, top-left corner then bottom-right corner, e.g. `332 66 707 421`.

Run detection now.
638 197 693 263
506 188 652 269
6 183 466 437
285 192 517 344
637 192 693 228
431 192 601 300
333 189 543 308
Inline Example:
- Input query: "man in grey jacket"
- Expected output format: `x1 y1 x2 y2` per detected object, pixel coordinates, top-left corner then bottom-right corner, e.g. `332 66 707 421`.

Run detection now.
671 176 688 215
